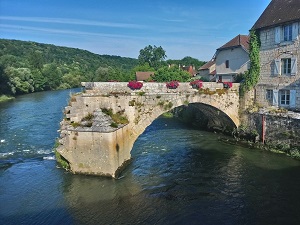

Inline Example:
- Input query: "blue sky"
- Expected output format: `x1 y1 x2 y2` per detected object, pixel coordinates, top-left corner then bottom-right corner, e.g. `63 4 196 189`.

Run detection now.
0 0 270 61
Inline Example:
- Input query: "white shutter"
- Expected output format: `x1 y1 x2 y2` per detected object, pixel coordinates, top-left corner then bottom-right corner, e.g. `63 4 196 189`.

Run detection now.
273 89 279 106
275 27 281 44
291 58 297 76
274 59 281 76
292 23 299 40
290 90 296 108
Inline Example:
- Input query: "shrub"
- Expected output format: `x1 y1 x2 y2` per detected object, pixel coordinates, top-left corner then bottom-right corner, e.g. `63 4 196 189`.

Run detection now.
128 81 143 90
223 82 233 89
166 81 179 89
190 80 203 89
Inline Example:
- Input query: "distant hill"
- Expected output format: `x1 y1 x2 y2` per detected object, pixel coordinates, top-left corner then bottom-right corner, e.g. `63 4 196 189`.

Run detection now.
0 39 138 95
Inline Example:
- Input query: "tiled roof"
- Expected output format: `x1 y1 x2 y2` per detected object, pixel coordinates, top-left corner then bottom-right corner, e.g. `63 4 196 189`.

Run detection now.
252 0 300 30
135 72 154 81
199 60 215 70
217 35 249 51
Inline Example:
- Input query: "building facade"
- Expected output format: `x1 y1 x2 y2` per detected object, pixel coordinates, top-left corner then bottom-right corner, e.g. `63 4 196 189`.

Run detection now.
198 60 216 81
253 0 300 110
215 35 250 82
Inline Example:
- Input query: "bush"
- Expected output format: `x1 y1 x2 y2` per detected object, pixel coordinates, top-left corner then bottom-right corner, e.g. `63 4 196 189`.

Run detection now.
190 80 203 89
128 81 143 90
166 81 179 89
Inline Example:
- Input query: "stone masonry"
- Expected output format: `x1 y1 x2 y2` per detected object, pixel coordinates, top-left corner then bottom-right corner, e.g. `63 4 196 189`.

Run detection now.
57 82 240 177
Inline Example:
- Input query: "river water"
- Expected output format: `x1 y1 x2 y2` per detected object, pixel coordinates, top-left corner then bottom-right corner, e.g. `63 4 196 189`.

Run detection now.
1 89 300 225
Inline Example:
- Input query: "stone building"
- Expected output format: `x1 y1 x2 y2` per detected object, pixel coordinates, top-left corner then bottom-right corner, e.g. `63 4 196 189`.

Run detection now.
253 0 300 109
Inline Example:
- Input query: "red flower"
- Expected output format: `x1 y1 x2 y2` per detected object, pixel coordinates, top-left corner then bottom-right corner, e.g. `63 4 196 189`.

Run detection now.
189 80 203 89
128 81 143 90
223 82 233 88
166 81 179 89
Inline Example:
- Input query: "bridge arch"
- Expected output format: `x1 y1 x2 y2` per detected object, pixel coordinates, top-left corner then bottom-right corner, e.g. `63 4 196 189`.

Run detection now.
57 82 240 178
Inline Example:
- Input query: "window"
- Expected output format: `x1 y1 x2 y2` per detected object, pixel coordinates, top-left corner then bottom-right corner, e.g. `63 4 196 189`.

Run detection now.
279 90 290 106
281 58 292 75
283 24 293 41
275 23 298 44
225 60 229 68
266 89 273 103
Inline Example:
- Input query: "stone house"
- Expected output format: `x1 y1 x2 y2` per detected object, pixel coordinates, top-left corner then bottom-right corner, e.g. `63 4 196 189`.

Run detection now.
198 60 216 81
215 34 250 82
253 0 300 110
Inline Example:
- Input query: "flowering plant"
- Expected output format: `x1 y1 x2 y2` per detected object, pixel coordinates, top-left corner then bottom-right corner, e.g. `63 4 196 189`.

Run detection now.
127 81 143 90
189 80 203 89
223 82 233 89
166 81 179 89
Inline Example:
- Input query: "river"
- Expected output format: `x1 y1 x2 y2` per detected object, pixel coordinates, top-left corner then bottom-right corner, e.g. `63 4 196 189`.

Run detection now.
0 89 300 225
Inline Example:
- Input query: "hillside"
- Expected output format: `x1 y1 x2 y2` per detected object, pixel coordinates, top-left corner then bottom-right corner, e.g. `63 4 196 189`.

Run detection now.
0 39 138 95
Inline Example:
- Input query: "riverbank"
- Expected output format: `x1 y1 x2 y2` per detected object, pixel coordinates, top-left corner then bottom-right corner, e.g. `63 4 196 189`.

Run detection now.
0 95 14 102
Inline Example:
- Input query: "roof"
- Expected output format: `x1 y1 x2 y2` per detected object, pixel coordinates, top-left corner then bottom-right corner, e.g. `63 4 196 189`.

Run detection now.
252 0 300 30
135 71 154 81
217 35 249 51
199 60 215 70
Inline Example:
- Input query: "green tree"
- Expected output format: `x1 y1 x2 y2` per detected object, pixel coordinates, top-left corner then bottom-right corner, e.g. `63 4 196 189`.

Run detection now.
5 67 34 94
138 45 167 69
42 63 62 90
28 50 44 70
153 66 191 82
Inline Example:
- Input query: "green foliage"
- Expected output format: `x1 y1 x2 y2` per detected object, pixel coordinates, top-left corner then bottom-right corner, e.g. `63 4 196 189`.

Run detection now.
153 66 191 82
138 45 167 69
166 56 206 69
101 108 129 125
131 63 155 73
241 30 261 95
55 150 70 170
0 39 138 96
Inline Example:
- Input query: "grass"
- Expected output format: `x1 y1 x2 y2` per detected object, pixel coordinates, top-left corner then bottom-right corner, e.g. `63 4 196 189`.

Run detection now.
102 108 129 126
0 95 14 102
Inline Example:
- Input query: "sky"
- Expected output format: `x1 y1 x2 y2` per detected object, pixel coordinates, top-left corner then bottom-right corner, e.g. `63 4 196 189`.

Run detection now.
0 0 271 61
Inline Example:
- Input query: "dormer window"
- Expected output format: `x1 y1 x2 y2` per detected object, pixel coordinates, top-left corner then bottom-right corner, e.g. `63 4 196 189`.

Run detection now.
283 24 293 41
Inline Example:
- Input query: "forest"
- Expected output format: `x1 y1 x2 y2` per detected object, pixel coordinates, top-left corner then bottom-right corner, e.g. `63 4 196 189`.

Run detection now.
0 39 206 98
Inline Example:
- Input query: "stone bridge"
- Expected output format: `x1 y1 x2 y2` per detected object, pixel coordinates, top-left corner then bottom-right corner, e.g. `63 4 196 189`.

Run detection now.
57 82 240 178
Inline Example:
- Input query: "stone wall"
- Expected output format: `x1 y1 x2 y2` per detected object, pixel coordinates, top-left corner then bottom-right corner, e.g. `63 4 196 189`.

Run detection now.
240 111 300 158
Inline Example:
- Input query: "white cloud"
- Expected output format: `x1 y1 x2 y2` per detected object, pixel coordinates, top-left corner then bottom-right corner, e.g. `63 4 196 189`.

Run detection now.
0 16 145 29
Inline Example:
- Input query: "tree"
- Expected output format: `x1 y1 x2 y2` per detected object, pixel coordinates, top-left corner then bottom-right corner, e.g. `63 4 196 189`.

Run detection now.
152 66 191 82
138 45 167 69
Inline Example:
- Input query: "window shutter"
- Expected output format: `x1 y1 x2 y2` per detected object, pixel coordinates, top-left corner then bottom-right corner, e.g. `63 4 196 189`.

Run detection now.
292 23 299 40
291 58 297 76
273 89 279 106
290 90 296 108
274 59 281 76
275 27 281 44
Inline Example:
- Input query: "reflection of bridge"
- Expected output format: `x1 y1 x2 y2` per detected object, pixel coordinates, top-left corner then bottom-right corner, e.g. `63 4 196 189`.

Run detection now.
57 82 240 178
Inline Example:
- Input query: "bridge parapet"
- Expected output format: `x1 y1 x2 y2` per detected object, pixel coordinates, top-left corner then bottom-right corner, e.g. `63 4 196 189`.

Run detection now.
82 82 239 95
